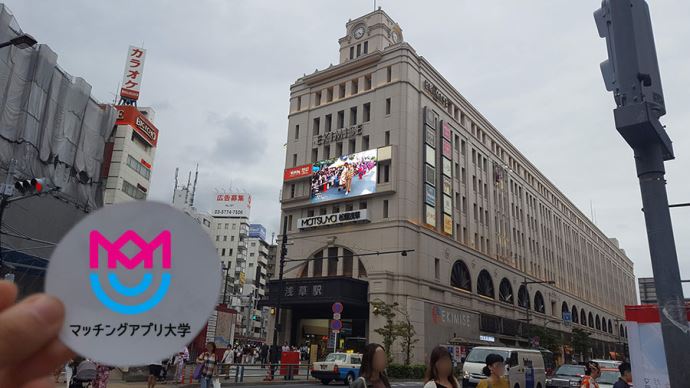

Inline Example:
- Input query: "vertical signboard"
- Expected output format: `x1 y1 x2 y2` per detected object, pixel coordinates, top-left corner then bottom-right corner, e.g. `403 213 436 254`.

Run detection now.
440 121 453 235
120 46 147 101
423 107 438 227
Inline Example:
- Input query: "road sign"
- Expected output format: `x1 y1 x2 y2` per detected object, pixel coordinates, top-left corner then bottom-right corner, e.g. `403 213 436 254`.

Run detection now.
330 319 343 331
333 313 341 320
332 302 344 314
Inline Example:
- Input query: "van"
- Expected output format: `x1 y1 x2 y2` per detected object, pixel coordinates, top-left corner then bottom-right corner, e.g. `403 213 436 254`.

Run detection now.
461 347 546 388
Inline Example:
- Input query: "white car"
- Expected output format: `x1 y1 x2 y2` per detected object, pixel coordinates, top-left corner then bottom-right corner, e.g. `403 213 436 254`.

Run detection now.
311 352 362 385
462 346 546 388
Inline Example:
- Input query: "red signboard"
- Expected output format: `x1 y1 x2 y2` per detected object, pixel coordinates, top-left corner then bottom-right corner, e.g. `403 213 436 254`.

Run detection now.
115 105 159 147
120 46 146 101
442 139 452 158
284 164 312 181
442 121 452 140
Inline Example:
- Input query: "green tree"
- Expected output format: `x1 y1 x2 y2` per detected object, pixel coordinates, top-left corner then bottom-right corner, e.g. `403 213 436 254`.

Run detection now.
571 328 592 360
529 325 562 353
371 300 400 364
393 307 419 366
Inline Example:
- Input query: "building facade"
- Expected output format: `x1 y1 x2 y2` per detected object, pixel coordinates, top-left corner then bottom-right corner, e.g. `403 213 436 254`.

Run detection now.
638 277 690 305
0 5 117 295
266 9 636 363
102 105 158 204
242 226 271 340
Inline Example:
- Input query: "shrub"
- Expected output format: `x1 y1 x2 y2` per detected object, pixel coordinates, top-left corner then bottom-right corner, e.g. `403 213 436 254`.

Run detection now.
387 363 426 379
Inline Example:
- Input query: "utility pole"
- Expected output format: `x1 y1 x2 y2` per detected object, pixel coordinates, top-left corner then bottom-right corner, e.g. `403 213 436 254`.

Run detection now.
271 223 287 346
595 0 690 384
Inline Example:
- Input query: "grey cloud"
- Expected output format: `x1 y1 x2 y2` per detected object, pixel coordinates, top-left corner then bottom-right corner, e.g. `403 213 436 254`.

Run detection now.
8 0 690 286
208 112 269 164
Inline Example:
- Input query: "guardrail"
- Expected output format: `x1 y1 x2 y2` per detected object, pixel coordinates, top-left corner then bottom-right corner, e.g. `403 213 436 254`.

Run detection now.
178 363 314 384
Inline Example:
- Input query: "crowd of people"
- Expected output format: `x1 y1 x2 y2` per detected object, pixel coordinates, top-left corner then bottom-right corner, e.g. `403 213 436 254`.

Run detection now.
311 155 376 197
351 343 632 388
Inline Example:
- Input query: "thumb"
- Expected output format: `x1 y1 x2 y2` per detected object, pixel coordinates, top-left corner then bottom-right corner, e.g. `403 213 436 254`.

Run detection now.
0 294 65 365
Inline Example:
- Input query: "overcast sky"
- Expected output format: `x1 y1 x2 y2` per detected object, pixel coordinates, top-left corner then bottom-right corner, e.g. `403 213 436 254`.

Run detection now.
10 1 690 295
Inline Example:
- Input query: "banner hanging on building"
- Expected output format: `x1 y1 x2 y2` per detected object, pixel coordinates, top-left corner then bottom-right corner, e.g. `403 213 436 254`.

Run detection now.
120 45 147 101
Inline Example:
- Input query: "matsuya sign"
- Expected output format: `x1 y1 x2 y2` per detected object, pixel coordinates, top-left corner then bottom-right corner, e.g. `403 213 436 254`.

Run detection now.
312 124 363 146
423 80 450 108
298 209 369 229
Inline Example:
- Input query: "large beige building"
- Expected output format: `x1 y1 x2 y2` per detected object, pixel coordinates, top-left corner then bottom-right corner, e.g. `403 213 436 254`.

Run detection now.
266 9 635 364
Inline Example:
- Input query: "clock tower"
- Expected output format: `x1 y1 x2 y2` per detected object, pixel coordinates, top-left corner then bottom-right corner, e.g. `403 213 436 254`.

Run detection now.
338 8 403 64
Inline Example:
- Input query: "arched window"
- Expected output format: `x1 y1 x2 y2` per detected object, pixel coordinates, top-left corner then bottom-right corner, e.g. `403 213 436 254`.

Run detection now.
518 285 530 309
477 270 495 299
499 278 514 304
561 302 569 318
534 291 545 313
607 320 613 334
581 310 587 326
619 324 625 337
299 247 366 279
588 312 594 328
451 260 471 291
601 317 606 332
596 315 601 330
572 306 579 324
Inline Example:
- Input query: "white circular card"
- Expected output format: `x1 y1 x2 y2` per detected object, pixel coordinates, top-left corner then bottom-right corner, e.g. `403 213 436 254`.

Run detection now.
45 201 221 366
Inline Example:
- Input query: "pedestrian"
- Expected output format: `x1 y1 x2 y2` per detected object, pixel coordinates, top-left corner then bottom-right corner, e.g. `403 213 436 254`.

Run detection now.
351 343 391 388
93 364 112 388
612 362 631 388
477 353 508 388
282 341 290 352
174 346 189 383
220 346 234 377
147 361 163 388
196 342 218 388
260 344 269 366
424 346 459 388
581 361 600 388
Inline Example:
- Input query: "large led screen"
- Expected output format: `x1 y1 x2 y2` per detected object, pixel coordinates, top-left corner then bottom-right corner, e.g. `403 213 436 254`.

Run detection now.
310 149 377 203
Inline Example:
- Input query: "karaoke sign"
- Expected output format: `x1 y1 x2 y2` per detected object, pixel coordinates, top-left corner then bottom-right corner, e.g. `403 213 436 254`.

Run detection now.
45 201 221 366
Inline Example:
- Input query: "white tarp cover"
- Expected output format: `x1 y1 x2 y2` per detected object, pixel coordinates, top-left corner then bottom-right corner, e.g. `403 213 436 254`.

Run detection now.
0 4 116 208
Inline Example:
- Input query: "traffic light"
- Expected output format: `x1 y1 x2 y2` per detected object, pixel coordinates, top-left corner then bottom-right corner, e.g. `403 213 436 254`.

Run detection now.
594 0 665 118
14 178 46 195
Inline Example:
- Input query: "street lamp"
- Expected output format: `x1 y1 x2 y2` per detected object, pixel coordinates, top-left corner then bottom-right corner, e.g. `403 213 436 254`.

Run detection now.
520 277 555 342
0 34 37 49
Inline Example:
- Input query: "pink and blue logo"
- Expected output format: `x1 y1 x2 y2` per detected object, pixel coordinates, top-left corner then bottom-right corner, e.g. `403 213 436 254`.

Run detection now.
89 230 172 315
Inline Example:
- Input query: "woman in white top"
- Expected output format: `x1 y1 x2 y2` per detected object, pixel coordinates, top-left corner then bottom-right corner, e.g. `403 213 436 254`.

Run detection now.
423 346 459 388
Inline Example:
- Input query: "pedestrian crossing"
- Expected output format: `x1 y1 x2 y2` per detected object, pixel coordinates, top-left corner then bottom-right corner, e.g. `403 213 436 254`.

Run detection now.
390 383 423 387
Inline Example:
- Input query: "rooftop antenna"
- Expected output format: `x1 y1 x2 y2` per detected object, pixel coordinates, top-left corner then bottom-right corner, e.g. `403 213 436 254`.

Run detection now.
190 163 199 207
185 171 191 204
172 167 179 203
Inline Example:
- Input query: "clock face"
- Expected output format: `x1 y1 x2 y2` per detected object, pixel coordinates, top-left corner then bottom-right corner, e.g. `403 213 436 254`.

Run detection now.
391 31 400 43
353 26 365 39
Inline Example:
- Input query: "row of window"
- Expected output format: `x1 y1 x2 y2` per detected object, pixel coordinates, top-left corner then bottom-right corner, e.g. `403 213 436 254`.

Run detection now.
447 260 622 335
121 180 145 200
349 40 369 59
126 155 151 180
295 66 392 111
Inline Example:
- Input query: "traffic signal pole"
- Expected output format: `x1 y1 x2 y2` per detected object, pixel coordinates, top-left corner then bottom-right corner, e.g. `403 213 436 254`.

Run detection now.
595 1 690 384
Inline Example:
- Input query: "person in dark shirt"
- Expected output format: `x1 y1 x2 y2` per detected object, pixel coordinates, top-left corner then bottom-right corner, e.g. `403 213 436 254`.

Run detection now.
612 362 632 388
